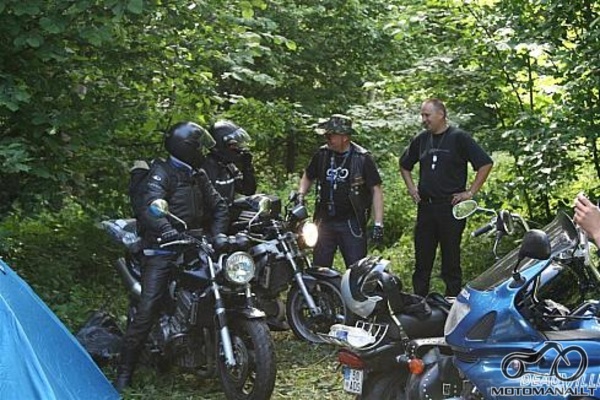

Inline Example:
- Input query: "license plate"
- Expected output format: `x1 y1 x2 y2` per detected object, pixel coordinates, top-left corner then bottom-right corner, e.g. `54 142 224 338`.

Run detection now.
342 366 363 395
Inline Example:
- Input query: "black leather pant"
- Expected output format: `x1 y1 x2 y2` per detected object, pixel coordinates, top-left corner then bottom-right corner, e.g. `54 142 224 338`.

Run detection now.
121 253 177 355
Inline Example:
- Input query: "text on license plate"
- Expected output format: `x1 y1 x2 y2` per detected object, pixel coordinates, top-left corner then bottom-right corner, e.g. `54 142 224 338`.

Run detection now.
343 366 363 395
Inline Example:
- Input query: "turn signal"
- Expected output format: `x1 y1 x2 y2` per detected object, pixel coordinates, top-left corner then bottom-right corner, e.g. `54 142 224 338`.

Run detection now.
408 357 425 375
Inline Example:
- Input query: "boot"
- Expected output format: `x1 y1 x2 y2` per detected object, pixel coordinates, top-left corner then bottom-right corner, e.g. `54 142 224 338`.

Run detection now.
114 347 139 393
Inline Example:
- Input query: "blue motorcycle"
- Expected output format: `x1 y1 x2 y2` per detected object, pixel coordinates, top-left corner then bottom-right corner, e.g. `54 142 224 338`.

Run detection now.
407 201 600 400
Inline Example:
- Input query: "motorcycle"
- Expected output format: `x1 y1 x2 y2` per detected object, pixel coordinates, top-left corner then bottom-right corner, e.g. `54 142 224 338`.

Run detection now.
228 192 346 344
101 199 276 400
318 255 452 399
410 201 600 400
404 199 532 399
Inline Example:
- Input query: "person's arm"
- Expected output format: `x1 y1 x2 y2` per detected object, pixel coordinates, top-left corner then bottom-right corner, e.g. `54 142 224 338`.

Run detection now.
298 171 313 203
400 167 420 203
371 184 384 225
451 163 493 205
574 193 600 247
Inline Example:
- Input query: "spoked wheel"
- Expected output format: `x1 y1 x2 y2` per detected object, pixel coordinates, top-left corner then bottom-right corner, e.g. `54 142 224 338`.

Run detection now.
286 278 346 343
217 319 276 400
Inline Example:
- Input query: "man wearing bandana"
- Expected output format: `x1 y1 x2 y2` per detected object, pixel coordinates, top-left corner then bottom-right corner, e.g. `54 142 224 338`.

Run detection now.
299 114 384 268
400 98 493 297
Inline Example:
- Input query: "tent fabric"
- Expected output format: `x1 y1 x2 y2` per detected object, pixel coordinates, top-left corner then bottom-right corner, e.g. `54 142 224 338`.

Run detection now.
0 259 119 400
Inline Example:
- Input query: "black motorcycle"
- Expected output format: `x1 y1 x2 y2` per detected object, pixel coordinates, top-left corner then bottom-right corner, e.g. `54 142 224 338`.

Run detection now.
319 256 452 399
229 192 346 343
102 199 276 400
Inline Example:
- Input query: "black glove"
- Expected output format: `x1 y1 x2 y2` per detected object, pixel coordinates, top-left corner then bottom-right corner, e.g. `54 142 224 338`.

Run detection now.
297 192 306 206
371 225 384 245
159 228 184 245
238 150 253 168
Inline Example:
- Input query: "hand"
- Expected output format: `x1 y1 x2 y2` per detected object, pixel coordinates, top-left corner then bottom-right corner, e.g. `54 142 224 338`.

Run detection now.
371 225 384 245
574 193 600 246
238 150 253 167
159 228 184 245
409 189 421 204
452 190 473 205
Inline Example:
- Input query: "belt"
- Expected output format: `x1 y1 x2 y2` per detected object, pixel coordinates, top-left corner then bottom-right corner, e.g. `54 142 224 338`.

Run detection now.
421 196 452 204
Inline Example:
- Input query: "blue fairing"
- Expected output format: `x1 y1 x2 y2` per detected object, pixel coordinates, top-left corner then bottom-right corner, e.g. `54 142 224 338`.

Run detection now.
0 260 119 400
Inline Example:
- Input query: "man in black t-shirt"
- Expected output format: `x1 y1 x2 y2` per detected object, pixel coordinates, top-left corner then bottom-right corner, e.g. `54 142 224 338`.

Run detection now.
299 114 384 268
400 99 493 297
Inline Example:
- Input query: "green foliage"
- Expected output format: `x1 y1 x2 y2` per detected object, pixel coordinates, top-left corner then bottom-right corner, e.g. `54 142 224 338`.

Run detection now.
0 197 123 320
1 0 600 396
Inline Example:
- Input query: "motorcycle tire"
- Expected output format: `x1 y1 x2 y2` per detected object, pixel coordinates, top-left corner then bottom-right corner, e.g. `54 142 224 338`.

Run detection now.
217 319 276 400
286 278 346 344
359 371 407 400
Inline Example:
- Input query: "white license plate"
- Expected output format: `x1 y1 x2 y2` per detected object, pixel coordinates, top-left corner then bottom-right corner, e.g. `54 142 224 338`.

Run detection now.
342 366 363 395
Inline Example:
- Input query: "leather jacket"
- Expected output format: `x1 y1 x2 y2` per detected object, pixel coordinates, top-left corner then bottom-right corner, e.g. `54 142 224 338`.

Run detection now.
137 157 229 244
202 153 256 204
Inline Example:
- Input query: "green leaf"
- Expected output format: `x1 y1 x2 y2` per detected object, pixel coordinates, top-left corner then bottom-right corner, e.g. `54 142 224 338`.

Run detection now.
39 17 66 34
127 0 143 14
241 2 254 19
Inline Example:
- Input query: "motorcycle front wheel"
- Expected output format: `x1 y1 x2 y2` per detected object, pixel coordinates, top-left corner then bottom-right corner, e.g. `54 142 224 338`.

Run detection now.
217 319 276 400
286 278 346 343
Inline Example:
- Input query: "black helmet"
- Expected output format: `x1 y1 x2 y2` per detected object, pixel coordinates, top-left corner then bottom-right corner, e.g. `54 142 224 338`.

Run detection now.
164 121 215 168
208 120 252 164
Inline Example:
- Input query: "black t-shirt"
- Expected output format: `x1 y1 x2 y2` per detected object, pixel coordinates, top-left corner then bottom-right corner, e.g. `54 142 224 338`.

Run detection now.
399 126 493 198
306 144 382 221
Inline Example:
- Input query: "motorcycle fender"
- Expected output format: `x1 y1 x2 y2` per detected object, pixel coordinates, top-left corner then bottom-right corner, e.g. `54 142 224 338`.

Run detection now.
304 266 341 280
229 306 266 320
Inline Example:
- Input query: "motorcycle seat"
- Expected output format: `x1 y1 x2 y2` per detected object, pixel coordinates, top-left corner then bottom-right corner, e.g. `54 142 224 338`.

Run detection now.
426 292 453 314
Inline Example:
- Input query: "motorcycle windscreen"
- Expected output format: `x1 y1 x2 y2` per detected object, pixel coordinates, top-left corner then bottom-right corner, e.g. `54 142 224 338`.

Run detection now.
0 260 119 400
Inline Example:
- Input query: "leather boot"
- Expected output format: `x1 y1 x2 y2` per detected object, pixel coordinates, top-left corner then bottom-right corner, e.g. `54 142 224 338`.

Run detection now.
114 347 139 393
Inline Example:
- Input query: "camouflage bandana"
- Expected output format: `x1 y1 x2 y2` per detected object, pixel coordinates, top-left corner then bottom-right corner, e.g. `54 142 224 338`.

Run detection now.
316 114 354 135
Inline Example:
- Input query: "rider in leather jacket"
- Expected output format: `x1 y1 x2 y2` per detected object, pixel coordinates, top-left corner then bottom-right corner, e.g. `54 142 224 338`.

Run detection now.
115 121 229 392
202 120 257 204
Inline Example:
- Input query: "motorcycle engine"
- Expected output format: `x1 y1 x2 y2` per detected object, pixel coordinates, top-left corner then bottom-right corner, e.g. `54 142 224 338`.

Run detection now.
149 288 206 369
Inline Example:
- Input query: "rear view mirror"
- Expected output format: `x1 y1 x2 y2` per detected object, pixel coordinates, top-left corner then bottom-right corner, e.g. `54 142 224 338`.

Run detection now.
258 197 272 214
518 229 551 261
149 199 188 230
149 199 169 218
452 200 478 220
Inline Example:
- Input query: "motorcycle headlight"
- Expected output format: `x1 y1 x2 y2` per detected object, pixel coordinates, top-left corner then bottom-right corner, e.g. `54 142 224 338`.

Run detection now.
444 296 470 336
300 221 319 248
224 251 255 284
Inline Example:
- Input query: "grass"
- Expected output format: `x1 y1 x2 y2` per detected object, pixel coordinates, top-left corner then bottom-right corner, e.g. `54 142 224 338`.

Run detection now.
114 330 355 400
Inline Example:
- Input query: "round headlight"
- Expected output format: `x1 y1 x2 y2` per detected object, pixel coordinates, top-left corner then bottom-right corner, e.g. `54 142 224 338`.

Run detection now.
224 251 255 284
301 221 319 248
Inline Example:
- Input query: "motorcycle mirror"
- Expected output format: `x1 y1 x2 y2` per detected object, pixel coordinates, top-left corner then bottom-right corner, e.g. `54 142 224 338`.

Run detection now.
149 199 188 230
149 199 169 218
518 229 551 261
258 197 272 214
499 210 515 235
452 200 478 220
512 229 550 286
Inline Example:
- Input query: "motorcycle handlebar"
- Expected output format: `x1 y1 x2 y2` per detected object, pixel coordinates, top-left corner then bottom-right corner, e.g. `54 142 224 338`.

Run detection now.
472 223 495 237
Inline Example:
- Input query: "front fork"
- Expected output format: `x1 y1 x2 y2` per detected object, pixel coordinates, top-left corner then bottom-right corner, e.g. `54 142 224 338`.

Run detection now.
213 261 260 367
285 248 321 315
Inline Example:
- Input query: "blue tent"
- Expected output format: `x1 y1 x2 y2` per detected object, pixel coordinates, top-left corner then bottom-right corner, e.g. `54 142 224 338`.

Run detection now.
0 259 119 400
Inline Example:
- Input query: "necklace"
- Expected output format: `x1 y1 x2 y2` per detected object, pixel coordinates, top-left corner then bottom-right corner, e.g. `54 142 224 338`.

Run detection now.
428 128 449 170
